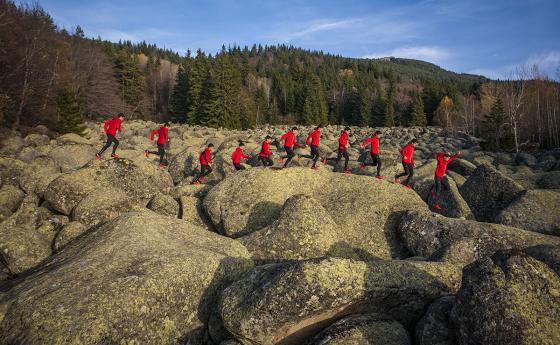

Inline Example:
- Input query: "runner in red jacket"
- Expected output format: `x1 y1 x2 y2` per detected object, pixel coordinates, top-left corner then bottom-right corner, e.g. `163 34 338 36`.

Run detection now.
231 141 251 171
394 139 418 189
306 124 324 169
96 113 124 160
280 127 301 168
145 123 170 168
360 130 383 179
193 143 214 185
334 127 351 173
259 136 275 167
432 151 461 210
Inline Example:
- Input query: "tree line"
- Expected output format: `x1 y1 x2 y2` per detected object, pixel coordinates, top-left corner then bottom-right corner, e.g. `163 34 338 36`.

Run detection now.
1 0 559 150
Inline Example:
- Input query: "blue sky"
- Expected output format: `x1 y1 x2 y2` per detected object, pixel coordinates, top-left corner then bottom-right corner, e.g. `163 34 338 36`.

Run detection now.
38 0 560 79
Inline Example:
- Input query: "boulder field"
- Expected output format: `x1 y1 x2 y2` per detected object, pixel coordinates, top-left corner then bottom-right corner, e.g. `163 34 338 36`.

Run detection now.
0 121 559 344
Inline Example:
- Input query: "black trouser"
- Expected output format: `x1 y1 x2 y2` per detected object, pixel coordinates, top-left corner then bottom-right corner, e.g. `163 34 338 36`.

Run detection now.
283 146 295 168
434 175 444 202
396 163 414 185
260 156 273 167
310 145 320 167
364 153 382 176
194 165 212 182
334 148 349 172
148 143 166 164
233 163 245 171
98 134 119 155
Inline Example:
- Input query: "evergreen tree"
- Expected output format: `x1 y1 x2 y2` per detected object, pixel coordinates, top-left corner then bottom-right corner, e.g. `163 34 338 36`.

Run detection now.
385 71 397 126
301 75 328 125
169 63 190 122
186 50 209 124
56 88 85 134
200 51 242 129
483 98 507 149
371 92 387 127
357 89 371 127
407 93 427 126
114 51 145 117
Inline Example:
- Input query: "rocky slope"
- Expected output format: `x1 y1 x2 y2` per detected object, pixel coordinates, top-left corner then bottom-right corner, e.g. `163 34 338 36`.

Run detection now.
0 121 558 344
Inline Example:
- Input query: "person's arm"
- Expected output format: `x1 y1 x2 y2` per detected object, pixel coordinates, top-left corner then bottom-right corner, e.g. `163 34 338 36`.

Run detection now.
306 134 312 145
103 120 110 133
242 150 251 159
151 130 157 141
449 151 461 162
280 133 287 144
164 128 169 141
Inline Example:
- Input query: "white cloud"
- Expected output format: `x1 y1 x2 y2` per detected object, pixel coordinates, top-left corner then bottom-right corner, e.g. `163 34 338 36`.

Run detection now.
265 18 361 42
95 29 139 42
469 51 560 80
363 46 450 64
526 51 560 72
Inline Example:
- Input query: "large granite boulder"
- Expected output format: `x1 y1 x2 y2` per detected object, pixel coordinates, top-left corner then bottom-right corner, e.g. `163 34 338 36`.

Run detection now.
494 189 560 236
460 163 525 221
47 144 97 172
0 211 253 345
0 184 25 222
451 250 560 345
398 211 560 265
219 258 461 345
415 296 456 345
305 314 411 345
204 168 429 259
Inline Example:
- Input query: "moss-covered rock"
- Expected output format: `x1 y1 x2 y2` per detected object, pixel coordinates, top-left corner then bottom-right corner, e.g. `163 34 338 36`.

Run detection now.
219 258 461 345
448 158 476 176
0 195 55 276
204 168 429 259
459 163 525 222
0 184 25 222
24 133 50 147
398 211 560 265
0 211 253 345
451 250 560 345
305 314 411 345
180 195 208 228
147 192 179 218
494 189 560 236
72 189 133 227
47 143 97 172
44 157 173 216
426 176 474 219
523 244 560 275
53 221 88 251
240 194 344 263
415 296 456 345
0 135 24 155
536 171 560 189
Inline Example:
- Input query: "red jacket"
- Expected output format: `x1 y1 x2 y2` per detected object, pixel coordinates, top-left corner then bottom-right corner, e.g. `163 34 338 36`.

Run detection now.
435 152 459 177
338 130 349 150
280 131 299 148
199 148 212 166
259 141 273 157
400 144 415 164
104 116 122 136
306 129 321 147
232 147 251 164
151 126 169 145
362 135 380 154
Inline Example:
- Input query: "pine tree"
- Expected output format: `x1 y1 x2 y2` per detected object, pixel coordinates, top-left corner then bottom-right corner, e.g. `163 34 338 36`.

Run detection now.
114 51 145 117
385 71 397 126
186 50 209 124
169 63 190 122
301 75 328 125
200 51 242 129
371 92 387 127
56 88 85 134
357 89 371 127
483 98 507 149
407 93 427 126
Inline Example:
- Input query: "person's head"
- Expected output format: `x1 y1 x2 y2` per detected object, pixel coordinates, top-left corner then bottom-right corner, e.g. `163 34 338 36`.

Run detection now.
117 112 125 119
442 152 452 161
344 126 351 132
410 138 418 147
291 126 298 133
265 135 272 143
208 143 214 151
164 122 170 128
316 124 324 130
238 140 245 148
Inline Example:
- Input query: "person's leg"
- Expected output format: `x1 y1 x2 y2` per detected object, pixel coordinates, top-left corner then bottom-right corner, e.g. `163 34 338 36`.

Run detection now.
373 154 382 176
396 163 409 179
234 163 245 170
311 146 319 167
333 149 342 172
158 144 166 164
434 176 442 200
405 164 414 185
283 147 294 168
98 135 114 155
111 137 120 155
343 150 349 171
266 157 273 166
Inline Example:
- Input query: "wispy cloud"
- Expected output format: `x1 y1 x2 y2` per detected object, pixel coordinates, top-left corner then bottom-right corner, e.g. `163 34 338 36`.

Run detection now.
264 18 361 42
363 46 450 64
469 50 560 79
